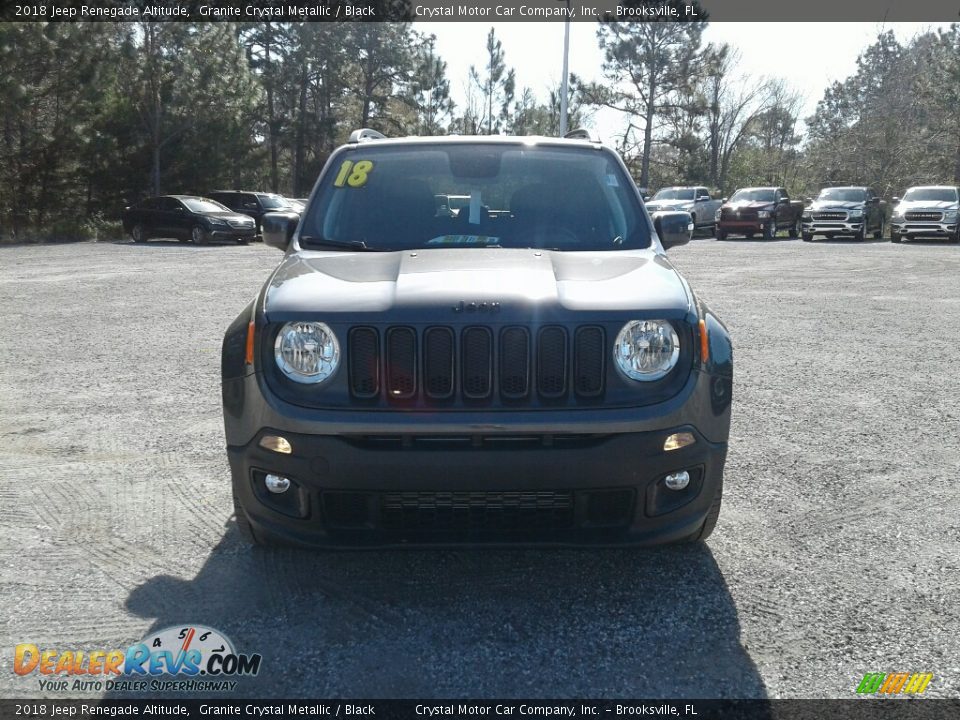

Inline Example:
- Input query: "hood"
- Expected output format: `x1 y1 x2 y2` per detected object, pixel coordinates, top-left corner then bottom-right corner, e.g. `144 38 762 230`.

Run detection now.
646 199 694 212
205 211 256 223
263 248 691 318
894 200 959 212
722 200 774 211
808 199 865 211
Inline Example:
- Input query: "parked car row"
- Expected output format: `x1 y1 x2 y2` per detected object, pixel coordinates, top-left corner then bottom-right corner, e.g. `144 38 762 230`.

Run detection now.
642 184 960 244
121 191 303 245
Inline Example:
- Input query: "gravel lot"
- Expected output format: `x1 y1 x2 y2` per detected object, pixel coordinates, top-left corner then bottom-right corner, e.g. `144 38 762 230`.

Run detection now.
1 236 958 700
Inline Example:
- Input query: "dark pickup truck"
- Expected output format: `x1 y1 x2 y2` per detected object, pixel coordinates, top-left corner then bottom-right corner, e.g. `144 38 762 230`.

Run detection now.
715 187 804 240
801 186 886 242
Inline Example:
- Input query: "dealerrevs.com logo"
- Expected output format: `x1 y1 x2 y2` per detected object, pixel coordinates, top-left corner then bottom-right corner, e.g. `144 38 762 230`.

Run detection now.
14 625 262 693
855 672 933 695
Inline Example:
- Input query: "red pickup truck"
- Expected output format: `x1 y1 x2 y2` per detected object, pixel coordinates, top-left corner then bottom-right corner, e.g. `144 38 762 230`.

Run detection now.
716 187 805 240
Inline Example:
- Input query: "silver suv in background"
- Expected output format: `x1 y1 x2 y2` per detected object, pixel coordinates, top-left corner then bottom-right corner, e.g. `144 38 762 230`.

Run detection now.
644 186 723 235
890 186 960 243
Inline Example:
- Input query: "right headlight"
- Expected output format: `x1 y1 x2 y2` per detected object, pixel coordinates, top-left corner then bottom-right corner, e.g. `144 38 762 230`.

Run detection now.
614 320 680 381
274 321 340 384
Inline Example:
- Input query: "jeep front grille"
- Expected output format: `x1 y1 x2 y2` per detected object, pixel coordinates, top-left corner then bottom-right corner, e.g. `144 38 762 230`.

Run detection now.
347 324 605 405
905 211 943 222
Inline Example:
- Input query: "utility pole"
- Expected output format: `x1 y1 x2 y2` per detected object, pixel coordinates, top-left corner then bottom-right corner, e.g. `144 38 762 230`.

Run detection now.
559 3 571 136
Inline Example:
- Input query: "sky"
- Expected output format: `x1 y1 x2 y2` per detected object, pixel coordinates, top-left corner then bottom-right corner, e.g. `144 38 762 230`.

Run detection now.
425 22 951 140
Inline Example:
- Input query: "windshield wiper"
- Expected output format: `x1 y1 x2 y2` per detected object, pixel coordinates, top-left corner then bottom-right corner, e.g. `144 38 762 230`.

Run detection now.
299 236 391 252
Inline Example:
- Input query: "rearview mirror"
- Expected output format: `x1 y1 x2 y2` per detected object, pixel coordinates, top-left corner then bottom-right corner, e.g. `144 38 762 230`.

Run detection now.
653 211 692 250
262 211 300 251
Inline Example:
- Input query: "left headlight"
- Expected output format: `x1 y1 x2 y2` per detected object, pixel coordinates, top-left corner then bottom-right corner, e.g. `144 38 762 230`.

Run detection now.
207 218 227 227
614 320 680 381
274 321 340 384
849 208 863 218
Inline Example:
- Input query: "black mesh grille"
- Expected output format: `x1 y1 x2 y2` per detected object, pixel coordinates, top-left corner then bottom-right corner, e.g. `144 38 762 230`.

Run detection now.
348 327 379 398
386 327 416 399
811 211 847 221
423 327 455 399
574 326 605 397
499 327 530 399
537 326 568 398
380 491 575 531
461 327 493 400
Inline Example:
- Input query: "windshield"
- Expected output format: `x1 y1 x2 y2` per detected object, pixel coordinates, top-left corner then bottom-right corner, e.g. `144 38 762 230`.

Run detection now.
652 188 695 201
902 187 958 203
730 189 775 203
302 144 648 251
818 188 867 202
259 195 292 209
183 198 229 213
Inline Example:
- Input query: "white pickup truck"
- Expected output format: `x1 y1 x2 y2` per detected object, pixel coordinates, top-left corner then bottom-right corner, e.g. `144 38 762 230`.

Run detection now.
644 186 723 234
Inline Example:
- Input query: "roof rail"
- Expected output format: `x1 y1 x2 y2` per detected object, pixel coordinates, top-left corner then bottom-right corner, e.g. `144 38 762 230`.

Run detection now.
348 128 387 143
563 128 599 142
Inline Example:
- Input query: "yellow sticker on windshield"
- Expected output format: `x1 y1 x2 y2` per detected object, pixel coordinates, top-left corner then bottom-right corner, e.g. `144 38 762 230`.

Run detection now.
333 160 374 188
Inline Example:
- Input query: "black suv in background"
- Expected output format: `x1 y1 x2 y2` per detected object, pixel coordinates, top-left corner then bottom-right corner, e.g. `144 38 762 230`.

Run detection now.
121 195 257 245
208 191 300 234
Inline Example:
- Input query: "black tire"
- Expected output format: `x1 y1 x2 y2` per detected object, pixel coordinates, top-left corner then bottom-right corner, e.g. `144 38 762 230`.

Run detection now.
890 233 901 243
233 487 267 546
684 481 723 543
953 228 960 244
716 230 727 241
191 225 207 245
874 216 884 240
856 221 868 242
802 233 814 242
131 224 146 244
763 218 776 240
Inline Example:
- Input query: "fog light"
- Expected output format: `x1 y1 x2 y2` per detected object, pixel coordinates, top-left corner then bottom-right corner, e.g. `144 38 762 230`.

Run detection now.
264 474 291 494
664 471 690 491
663 432 696 452
259 435 292 454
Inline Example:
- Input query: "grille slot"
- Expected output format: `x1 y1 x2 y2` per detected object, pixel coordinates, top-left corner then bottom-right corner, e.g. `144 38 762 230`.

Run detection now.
348 327 380 398
386 327 417 400
574 326 605 397
537 326 569 398
461 327 493 400
423 327 455 399
905 211 943 222
499 327 530 399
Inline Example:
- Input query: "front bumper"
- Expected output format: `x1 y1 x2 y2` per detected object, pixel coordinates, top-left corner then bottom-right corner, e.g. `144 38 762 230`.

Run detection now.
801 220 863 236
717 220 764 235
890 221 957 238
224 367 731 547
208 227 257 241
230 426 726 547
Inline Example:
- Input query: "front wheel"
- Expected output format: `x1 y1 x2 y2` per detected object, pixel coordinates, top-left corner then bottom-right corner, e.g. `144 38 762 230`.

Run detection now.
890 233 901 243
790 217 802 238
716 230 727 241
131 224 146 243
802 233 814 242
874 216 885 240
191 225 207 245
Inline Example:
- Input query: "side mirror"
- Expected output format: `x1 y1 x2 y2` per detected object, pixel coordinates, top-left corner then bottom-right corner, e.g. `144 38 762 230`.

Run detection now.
721 197 727 203
262 211 300 251
868 197 880 204
653 211 692 250
778 197 789 204
891 196 900 204
803 197 813 205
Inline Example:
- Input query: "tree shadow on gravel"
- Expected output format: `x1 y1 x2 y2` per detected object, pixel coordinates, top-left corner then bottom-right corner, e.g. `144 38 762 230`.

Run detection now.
117 519 769 701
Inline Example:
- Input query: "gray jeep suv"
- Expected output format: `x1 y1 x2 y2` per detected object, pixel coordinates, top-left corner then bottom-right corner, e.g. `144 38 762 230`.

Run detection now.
221 131 732 548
